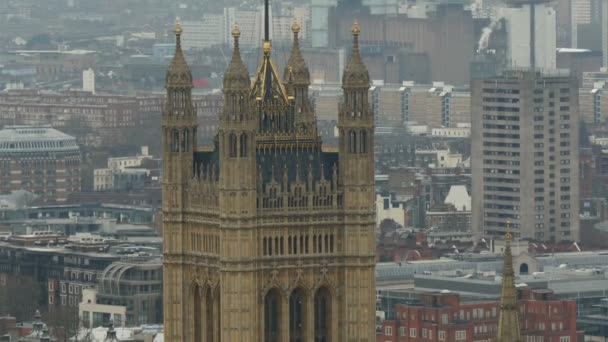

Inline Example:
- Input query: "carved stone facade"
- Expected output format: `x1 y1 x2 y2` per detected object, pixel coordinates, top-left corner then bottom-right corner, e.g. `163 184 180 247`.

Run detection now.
162 19 375 342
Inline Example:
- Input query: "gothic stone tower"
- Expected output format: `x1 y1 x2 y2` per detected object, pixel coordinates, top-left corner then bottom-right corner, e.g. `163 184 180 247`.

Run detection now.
162 19 376 342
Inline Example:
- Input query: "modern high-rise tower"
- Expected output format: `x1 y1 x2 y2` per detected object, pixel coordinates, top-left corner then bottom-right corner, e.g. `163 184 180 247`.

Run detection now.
161 11 376 342
471 69 580 242
503 0 556 69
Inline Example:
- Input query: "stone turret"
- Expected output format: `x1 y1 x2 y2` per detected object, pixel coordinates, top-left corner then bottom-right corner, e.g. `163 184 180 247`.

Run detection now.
165 20 192 89
223 25 250 92
284 21 310 87
342 20 370 88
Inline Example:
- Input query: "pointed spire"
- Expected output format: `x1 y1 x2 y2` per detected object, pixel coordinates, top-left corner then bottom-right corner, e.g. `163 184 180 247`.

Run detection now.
342 19 369 88
166 18 192 88
284 20 310 85
223 24 250 91
497 221 522 342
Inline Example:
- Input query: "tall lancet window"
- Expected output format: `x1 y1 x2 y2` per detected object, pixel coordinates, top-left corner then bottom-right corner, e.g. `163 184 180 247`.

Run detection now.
182 129 189 152
359 130 367 154
229 133 237 158
240 133 248 157
172 129 180 152
314 287 331 342
193 286 202 342
289 288 306 342
264 289 281 342
348 130 357 154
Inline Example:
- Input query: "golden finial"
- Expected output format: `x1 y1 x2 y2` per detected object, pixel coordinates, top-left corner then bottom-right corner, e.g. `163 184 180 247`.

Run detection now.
352 19 361 36
263 41 272 55
232 24 241 39
174 17 183 35
505 220 512 242
292 20 301 34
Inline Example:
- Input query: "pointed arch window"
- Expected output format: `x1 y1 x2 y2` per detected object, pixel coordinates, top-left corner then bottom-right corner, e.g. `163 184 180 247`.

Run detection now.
264 289 281 342
205 287 214 342
193 286 202 342
182 128 189 152
314 287 331 342
359 130 367 154
229 133 237 158
290 288 307 341
231 95 237 120
172 129 180 152
348 130 357 154
240 133 248 157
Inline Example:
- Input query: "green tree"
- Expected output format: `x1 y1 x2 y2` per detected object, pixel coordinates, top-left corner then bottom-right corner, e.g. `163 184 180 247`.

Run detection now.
26 34 53 50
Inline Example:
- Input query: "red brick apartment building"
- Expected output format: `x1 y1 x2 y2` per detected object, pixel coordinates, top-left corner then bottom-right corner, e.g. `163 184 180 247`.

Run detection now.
378 289 581 342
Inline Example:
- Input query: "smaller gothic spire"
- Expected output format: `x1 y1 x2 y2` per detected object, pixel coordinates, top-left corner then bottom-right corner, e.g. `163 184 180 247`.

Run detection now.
166 18 192 88
223 24 250 91
105 321 118 341
342 19 369 88
284 20 310 85
497 221 522 342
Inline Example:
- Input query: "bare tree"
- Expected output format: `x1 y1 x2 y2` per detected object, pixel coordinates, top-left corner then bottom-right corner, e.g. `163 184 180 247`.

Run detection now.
0 276 41 322
45 305 80 342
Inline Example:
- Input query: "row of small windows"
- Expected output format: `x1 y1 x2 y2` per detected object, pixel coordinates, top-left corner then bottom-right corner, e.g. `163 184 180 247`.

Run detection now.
0 140 76 150
484 212 519 220
483 168 520 175
485 194 519 201
483 151 520 157
483 124 520 130
484 177 519 184
260 191 341 209
482 114 519 121
483 97 520 104
483 159 520 166
483 142 520 148
484 203 519 210
482 88 520 94
190 232 219 254
262 234 335 256
484 185 518 192
483 132 520 139
483 106 520 113
484 221 521 229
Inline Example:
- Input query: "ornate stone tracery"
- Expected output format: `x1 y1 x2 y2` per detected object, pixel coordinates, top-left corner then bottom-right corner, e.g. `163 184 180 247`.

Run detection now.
162 12 375 342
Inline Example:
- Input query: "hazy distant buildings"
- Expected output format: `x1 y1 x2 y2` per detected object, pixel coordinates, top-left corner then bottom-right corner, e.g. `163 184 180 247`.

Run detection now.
311 0 338 48
603 0 608 68
180 16 225 50
82 68 95 94
0 126 80 202
403 82 471 129
471 70 580 242
579 81 608 124
180 6 311 50
503 2 556 69
93 146 154 192
310 81 472 131
570 0 591 48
